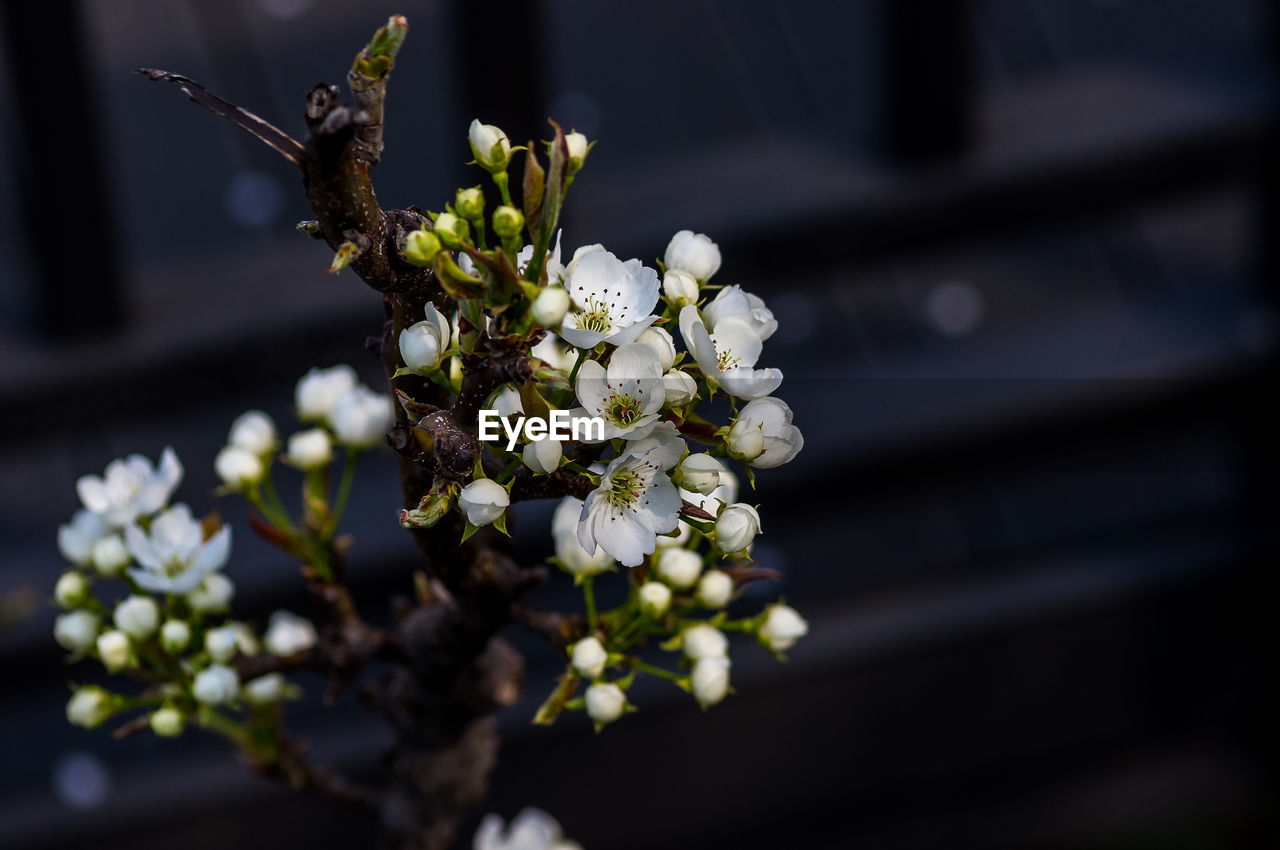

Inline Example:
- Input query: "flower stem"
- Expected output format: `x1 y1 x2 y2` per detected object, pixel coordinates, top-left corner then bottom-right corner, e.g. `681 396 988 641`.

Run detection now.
630 658 683 683
328 450 360 534
568 348 588 385
582 575 597 632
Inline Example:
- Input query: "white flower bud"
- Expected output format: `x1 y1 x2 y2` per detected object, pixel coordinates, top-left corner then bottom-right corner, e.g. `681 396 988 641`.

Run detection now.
97 629 133 671
458 479 509 527
715 503 760 553
522 437 562 475
264 610 317 657
243 673 287 705
662 269 699 307
531 287 571 327
468 119 512 171
635 326 676 372
150 707 184 737
113 595 159 640
570 636 608 680
215 445 265 491
296 365 357 422
55 571 90 609
682 624 728 660
193 664 240 705
655 547 702 590
160 619 191 654
54 610 100 653
187 573 234 613
638 582 671 618
664 230 721 282
725 418 766 464
432 211 469 248
228 410 277 455
400 304 451 374
231 622 260 656
759 604 809 651
204 625 239 663
584 682 626 724
330 386 394 449
286 428 333 470
67 686 114 728
696 570 734 608
662 370 698 407
91 534 130 577
690 656 731 707
674 453 721 495
565 131 590 170
727 397 803 468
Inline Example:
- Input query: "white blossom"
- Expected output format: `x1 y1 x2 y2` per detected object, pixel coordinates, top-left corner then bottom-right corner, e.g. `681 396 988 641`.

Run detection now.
58 509 107 566
635 326 676 371
90 534 130 577
474 808 581 850
54 572 89 609
54 610 100 653
638 581 672 617
459 479 509 527
727 397 804 468
570 343 665 441
97 630 132 671
584 682 627 724
552 497 614 576
150 707 184 737
125 504 230 594
759 604 808 651
264 610 318 657
696 570 734 608
655 547 702 590
662 269 699 307
160 619 191 654
67 686 114 728
400 302 452 373
678 305 781 399
715 503 760 553
522 437 562 474
559 249 659 349
76 447 183 528
113 595 159 640
690 656 731 707
570 636 607 680
187 573 235 613
205 625 239 663
296 365 357 422
664 230 721 282
286 428 333 469
228 410 278 455
330 386 394 449
674 453 721 495
661 370 698 407
682 624 728 660
702 284 778 341
215 445 264 490
193 664 240 705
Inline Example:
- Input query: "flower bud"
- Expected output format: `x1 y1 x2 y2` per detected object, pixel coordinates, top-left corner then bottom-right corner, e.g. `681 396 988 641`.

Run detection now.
97 629 133 671
187 573 234 613
244 673 287 705
330 386 395 449
570 636 607 680
492 204 524 239
565 131 590 171
726 418 766 464
455 186 485 220
193 664 240 705
682 623 728 660
522 437 562 474
400 320 448 373
458 479 509 527
55 571 90 609
286 428 333 470
204 625 239 663
690 656 731 707
296 365 357 422
403 228 443 266
758 604 808 651
662 370 698 407
160 619 191 654
468 119 512 171
228 410 277 455
715 503 760 553
113 595 159 640
91 534 130 577
635 326 676 371
54 610 100 653
432 212 469 248
264 610 318 657
638 581 672 618
662 269 699 307
150 707 184 737
655 547 702 590
674 453 721 495
215 445 265 491
584 682 626 725
67 686 115 728
531 287 570 327
664 230 721 282
696 570 734 608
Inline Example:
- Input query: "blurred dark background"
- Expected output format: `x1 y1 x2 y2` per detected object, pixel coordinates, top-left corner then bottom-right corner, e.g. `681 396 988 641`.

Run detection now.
1 0 1277 847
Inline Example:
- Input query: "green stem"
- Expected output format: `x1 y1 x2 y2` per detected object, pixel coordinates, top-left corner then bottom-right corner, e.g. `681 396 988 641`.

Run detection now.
568 347 588 385
200 709 248 746
496 455 523 484
583 575 598 632
247 486 293 533
328 450 360 534
492 171 512 207
630 659 684 683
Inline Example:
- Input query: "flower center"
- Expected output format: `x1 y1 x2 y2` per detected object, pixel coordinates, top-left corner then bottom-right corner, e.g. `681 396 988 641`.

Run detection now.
162 554 190 579
606 468 643 509
576 296 614 334
605 390 642 426
715 344 741 371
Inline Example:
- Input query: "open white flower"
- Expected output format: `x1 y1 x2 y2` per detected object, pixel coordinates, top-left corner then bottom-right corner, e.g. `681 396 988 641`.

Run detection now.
702 284 778 341
474 807 582 850
559 249 659 348
570 343 664 441
330 386 395 448
399 302 452 373
726 397 804 468
678 306 781 399
664 230 721 281
296 365 357 422
124 503 231 594
552 497 614 576
76 448 183 528
58 509 107 565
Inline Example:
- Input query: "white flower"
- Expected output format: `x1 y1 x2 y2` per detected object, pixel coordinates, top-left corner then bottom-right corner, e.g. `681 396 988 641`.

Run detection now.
67 686 114 728
400 302 452 373
76 447 183 528
459 479 509 527
702 284 778 341
674 453 721 495
468 119 511 170
531 333 577 373
193 664 240 705
187 573 234 613
215 445 264 491
570 343 665 441
243 673 287 705
635 326 676 372
655 548 702 590
150 707 184 737
577 425 684 567
696 570 734 608
474 807 580 850
296 365 357 422
559 249 659 349
662 269 699 307
228 410 277 455
286 428 333 469
54 610 100 653
330 386 394 449
54 572 89 609
522 438 562 474
532 287 570 327
552 498 614 576
678 306 781 399
570 636 607 679
205 625 239 663
759 604 808 651
584 682 627 724
715 503 760 553
113 595 159 640
160 619 191 654
639 581 672 617
97 630 133 671
727 397 803 468
125 504 231 594
58 509 107 565
664 230 721 281
661 370 698 407
690 656 731 707
682 624 728 660
91 534 130 577
264 610 318 656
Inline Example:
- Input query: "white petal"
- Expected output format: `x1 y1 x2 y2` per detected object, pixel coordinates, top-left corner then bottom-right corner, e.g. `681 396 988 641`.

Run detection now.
158 446 184 491
718 367 782 399
128 568 176 593
604 313 657 347
191 525 232 573
76 476 110 514
710 318 763 368
124 523 163 573
558 317 608 349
